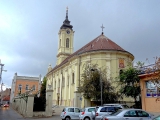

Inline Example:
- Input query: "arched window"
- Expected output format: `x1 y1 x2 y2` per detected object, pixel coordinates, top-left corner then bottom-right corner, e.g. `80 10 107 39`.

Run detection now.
72 73 74 84
58 79 60 87
119 70 123 81
67 76 69 86
59 39 61 47
66 38 69 48
119 70 123 75
63 77 65 87
55 81 56 89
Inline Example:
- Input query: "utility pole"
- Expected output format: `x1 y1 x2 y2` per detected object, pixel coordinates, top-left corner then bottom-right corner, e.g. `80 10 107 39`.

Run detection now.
0 60 7 104
0 60 4 92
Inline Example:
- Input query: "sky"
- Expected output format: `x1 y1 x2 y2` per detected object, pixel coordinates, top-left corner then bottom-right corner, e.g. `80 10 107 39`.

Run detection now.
0 0 160 89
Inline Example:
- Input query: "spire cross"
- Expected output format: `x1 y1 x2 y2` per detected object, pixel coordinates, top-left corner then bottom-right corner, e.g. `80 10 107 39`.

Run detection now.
101 24 105 32
66 6 68 19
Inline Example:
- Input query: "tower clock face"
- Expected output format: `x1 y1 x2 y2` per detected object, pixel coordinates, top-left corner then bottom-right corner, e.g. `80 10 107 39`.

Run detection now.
66 30 70 34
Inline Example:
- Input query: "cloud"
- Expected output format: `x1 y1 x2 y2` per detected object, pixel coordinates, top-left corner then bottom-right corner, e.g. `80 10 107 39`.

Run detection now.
0 0 160 87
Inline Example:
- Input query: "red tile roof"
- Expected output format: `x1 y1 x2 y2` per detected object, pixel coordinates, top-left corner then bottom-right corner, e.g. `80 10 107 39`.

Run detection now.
77 34 126 54
48 34 133 74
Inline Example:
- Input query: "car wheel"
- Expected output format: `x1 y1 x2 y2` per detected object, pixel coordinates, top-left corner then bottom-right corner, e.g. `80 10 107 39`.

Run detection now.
65 117 70 120
84 117 90 120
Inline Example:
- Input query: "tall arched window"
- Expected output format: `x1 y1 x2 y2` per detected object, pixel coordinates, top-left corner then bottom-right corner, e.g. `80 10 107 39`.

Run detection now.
63 77 65 87
72 73 74 84
119 69 123 75
119 70 123 81
59 39 61 47
55 81 56 89
66 38 69 48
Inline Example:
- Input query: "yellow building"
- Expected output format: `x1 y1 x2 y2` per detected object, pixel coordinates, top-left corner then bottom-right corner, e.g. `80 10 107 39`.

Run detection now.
46 9 134 107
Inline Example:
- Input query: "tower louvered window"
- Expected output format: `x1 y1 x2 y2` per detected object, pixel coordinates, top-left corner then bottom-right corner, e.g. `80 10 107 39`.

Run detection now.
66 38 69 48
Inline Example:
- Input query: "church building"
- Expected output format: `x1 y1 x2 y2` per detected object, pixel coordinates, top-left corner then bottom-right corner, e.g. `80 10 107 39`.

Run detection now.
46 8 134 107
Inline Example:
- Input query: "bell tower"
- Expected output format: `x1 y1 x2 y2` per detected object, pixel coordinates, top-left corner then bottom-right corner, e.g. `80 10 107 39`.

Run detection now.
56 7 74 65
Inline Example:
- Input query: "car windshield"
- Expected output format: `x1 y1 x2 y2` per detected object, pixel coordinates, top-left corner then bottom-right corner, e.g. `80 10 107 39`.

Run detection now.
122 105 129 108
88 108 95 112
110 109 123 116
153 115 160 120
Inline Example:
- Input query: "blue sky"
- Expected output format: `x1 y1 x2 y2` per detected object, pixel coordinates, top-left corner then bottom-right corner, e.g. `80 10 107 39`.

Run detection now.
0 0 160 89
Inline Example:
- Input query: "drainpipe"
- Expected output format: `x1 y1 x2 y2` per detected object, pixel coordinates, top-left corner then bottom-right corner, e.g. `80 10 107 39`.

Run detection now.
79 56 81 87
61 70 63 105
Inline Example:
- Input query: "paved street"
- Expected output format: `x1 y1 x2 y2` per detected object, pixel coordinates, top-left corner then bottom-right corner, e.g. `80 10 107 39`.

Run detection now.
1 105 159 120
0 106 62 120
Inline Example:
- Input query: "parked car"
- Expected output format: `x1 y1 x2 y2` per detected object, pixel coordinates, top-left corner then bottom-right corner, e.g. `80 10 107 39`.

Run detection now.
3 104 9 107
103 103 129 109
92 106 121 120
79 107 96 120
101 109 154 120
152 115 160 120
60 107 81 120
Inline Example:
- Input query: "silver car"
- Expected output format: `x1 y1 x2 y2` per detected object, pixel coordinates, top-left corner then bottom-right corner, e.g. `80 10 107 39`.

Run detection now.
93 106 121 120
101 109 154 120
152 115 160 120
79 107 96 120
103 104 129 109
60 107 81 120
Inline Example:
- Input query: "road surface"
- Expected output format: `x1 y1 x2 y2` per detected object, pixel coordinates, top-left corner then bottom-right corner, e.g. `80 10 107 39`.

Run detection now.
0 106 61 120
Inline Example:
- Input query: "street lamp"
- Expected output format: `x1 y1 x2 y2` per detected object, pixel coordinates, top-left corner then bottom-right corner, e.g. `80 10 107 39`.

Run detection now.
91 68 103 106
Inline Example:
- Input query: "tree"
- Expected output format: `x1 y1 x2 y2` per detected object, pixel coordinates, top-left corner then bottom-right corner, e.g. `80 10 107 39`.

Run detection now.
118 66 141 107
33 77 46 111
78 64 119 104
40 76 47 98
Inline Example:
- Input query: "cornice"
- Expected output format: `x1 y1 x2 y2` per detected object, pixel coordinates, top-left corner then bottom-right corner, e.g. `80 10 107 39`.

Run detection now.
57 53 71 57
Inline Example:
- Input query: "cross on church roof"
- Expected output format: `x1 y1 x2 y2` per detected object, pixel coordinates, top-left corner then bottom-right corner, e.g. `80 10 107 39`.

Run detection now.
101 24 105 32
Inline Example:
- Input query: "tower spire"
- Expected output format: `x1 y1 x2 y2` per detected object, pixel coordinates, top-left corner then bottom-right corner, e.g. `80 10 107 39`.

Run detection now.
60 7 73 30
66 6 68 20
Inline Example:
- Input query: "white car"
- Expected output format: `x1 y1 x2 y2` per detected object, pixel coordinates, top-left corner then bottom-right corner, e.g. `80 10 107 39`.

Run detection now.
60 107 81 120
79 107 96 120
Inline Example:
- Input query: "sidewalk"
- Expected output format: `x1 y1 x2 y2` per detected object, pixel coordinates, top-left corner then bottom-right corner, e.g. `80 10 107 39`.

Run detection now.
53 105 64 115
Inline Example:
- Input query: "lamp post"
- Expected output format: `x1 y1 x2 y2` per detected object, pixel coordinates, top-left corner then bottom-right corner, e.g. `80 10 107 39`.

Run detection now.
91 68 103 106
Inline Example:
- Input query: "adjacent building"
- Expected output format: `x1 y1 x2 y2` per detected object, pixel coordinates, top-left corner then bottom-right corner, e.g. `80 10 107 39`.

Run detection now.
10 73 41 104
46 8 134 108
139 63 160 113
0 88 11 104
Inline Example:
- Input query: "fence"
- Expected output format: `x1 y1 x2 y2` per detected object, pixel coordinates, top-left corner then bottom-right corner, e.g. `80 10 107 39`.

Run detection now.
11 90 53 118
